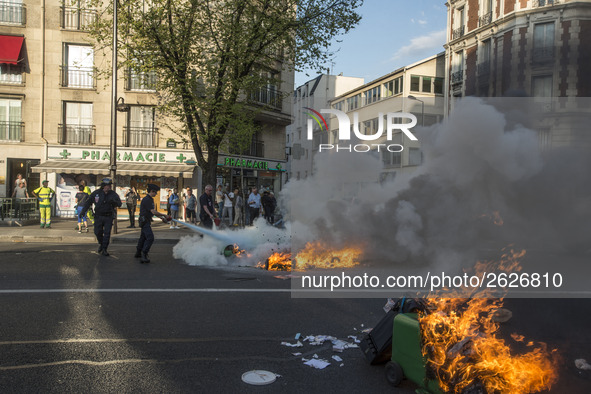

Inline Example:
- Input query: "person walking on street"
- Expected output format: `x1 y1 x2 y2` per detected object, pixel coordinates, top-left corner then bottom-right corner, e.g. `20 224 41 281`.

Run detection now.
80 178 122 256
247 187 262 225
136 184 169 263
199 185 217 229
75 185 89 233
125 187 139 228
80 179 94 224
168 188 180 229
184 188 197 224
32 180 55 228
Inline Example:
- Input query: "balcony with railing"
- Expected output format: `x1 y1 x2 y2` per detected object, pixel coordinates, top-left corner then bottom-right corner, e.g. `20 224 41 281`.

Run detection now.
0 121 24 141
124 69 157 91
452 26 465 40
479 11 492 27
0 1 26 25
248 86 282 110
533 0 559 7
451 70 464 85
229 139 265 158
58 124 96 145
60 6 97 30
123 126 159 147
60 65 95 89
0 65 24 85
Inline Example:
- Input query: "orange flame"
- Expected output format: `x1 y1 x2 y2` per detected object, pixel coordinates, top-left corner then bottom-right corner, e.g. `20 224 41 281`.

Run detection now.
419 298 558 393
293 241 363 270
479 211 504 226
257 252 292 271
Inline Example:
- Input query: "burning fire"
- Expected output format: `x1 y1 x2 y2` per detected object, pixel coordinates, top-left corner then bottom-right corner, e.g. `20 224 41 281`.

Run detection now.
479 211 504 226
293 241 363 270
257 252 292 271
419 298 558 393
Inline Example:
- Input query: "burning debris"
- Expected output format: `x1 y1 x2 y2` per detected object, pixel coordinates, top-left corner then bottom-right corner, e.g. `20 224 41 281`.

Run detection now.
419 298 558 394
294 241 363 270
257 251 292 271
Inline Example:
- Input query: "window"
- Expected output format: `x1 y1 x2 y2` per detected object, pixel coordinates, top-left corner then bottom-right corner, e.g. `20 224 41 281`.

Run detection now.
363 118 380 136
384 76 403 97
333 100 344 111
126 106 157 147
61 0 96 30
364 86 381 105
410 76 420 92
62 44 94 88
433 78 443 94
409 148 422 166
0 63 23 84
453 7 465 39
0 98 22 141
533 22 554 62
422 77 432 93
381 133 402 167
0 0 25 25
126 59 157 91
532 75 552 97
478 39 492 76
346 94 360 111
411 75 443 94
60 102 94 145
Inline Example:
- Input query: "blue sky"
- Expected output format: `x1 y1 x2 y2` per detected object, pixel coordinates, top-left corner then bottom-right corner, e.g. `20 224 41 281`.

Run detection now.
295 0 448 86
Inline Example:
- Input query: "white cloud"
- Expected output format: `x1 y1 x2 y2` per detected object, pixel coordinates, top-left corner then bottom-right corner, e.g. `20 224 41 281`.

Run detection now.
391 29 446 61
418 19 428 25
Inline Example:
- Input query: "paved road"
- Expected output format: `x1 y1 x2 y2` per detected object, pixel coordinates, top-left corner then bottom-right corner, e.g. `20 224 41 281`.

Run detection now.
0 243 589 393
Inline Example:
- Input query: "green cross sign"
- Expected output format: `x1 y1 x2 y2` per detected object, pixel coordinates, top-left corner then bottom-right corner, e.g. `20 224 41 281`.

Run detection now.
176 153 187 163
59 149 71 159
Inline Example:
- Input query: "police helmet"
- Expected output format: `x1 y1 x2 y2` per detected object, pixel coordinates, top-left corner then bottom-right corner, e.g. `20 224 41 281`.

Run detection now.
147 183 160 193
100 178 113 188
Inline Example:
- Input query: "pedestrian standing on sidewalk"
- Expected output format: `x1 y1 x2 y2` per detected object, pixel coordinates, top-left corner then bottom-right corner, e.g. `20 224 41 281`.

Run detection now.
74 185 89 233
32 180 55 229
221 186 234 226
184 188 197 224
80 178 122 256
136 184 169 263
168 188 180 229
233 188 243 227
79 179 94 224
125 187 139 228
199 185 217 229
247 187 262 225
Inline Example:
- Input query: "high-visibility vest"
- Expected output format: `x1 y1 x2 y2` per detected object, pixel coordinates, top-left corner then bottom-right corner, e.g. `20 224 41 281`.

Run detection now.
33 186 55 206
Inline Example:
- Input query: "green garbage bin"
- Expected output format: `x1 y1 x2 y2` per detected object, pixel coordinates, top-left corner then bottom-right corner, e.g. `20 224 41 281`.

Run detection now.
385 313 442 393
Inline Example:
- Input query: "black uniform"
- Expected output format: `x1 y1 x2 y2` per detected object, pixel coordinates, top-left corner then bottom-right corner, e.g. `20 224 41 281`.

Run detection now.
80 188 122 254
137 194 156 256
199 192 214 229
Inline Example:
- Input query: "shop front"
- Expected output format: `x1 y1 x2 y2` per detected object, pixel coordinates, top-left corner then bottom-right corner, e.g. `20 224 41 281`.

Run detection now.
216 155 286 195
32 146 199 218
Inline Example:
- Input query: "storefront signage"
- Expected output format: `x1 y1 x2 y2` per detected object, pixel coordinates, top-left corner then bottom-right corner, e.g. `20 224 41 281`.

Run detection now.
48 146 196 164
81 150 167 163
222 157 269 170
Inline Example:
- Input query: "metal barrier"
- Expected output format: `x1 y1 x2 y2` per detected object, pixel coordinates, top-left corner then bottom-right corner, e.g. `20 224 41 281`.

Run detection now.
0 198 38 221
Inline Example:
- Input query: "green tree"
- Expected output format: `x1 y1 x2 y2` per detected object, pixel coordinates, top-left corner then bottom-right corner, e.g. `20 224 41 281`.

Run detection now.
88 0 363 186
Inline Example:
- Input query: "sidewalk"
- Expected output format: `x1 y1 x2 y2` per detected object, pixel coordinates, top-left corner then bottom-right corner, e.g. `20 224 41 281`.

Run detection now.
0 217 195 244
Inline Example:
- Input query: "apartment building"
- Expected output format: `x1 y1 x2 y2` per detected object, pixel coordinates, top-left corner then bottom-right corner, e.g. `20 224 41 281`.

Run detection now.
326 53 445 181
287 73 364 181
445 0 590 146
0 0 291 216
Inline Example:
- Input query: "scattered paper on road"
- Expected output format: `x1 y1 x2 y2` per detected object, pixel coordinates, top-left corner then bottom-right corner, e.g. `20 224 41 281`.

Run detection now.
281 341 303 347
332 355 343 362
303 358 330 369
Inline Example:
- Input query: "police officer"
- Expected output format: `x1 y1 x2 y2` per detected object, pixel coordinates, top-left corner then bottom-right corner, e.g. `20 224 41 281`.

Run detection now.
80 178 122 256
136 184 169 263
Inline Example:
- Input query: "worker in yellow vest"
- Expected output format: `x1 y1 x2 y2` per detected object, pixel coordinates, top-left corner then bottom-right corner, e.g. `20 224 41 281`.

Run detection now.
32 179 55 228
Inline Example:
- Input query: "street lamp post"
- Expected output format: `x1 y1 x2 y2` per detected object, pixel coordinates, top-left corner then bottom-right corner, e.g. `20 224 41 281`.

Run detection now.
408 95 425 127
110 0 118 234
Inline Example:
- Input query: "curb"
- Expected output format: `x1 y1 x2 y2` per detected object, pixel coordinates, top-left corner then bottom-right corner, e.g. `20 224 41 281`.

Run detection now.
0 235 180 244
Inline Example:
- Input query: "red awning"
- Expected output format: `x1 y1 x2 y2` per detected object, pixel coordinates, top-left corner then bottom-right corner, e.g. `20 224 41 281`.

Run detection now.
0 36 24 65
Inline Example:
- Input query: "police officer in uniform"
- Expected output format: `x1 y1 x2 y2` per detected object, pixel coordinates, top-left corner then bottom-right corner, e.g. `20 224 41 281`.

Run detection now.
80 178 122 256
136 184 169 263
